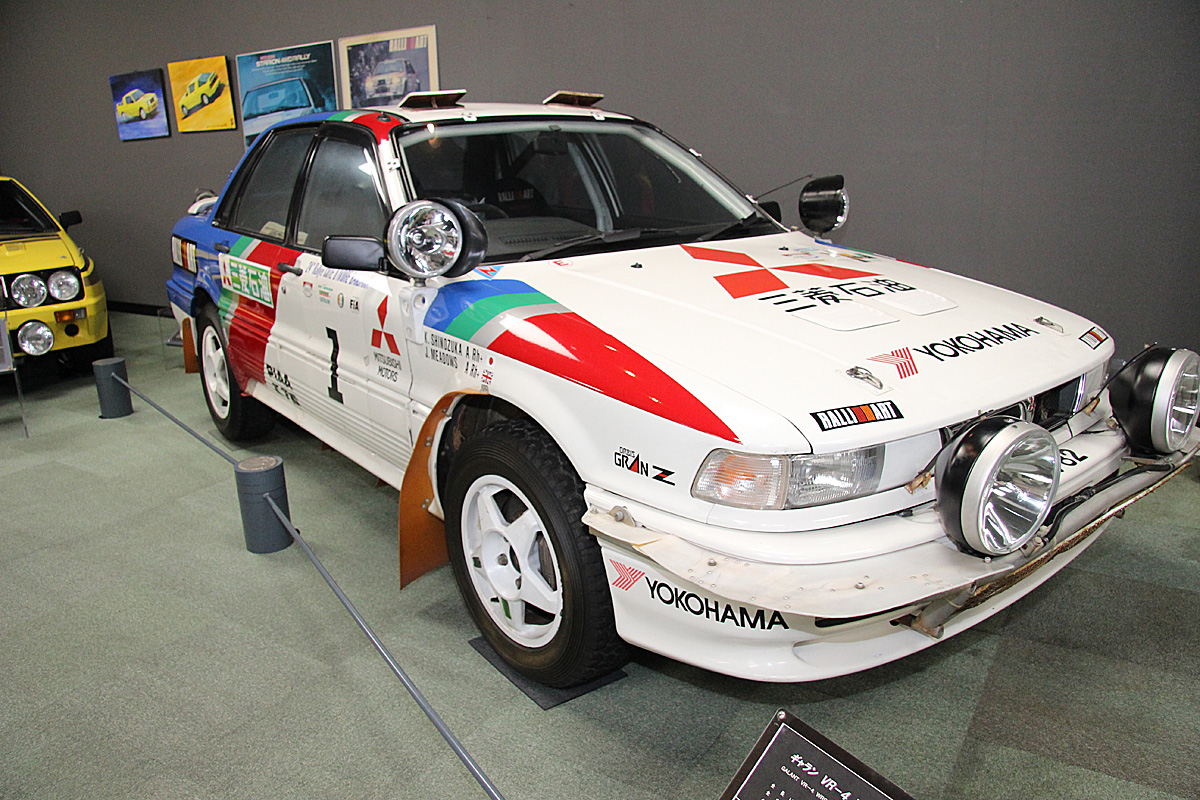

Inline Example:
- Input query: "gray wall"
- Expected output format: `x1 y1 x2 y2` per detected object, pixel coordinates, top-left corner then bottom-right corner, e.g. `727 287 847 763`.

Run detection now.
2 0 1197 357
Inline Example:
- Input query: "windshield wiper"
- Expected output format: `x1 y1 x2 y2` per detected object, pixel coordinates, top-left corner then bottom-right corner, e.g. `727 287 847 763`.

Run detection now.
518 227 675 262
694 212 780 242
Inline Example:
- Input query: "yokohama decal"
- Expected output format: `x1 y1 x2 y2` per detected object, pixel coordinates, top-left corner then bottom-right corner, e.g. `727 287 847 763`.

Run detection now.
610 560 645 591
868 348 918 379
646 578 789 630
681 244 878 299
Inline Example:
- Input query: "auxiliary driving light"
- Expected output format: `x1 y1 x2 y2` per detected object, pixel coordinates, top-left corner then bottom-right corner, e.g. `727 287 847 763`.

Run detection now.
1108 347 1200 454
385 199 486 280
935 417 1060 557
17 321 55 356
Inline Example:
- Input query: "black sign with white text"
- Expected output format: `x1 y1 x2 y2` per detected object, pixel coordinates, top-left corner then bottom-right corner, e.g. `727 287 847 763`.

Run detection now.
721 709 914 800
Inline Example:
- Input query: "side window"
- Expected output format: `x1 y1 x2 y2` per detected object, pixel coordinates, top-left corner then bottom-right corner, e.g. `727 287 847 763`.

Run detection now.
224 127 314 241
294 136 389 250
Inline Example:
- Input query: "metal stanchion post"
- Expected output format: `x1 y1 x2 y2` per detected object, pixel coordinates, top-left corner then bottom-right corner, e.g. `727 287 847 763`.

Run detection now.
236 456 293 553
92 357 134 419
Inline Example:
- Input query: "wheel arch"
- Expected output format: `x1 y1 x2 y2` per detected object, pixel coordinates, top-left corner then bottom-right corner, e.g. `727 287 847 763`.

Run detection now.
398 390 586 587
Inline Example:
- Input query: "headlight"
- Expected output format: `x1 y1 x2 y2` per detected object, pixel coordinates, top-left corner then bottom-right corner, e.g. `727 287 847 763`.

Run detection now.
385 199 487 280
1109 347 1200 454
692 446 884 510
11 274 48 308
935 418 1059 556
48 269 81 301
17 321 55 356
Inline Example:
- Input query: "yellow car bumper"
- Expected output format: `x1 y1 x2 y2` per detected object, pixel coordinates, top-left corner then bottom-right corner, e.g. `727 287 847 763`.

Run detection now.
5 279 108 355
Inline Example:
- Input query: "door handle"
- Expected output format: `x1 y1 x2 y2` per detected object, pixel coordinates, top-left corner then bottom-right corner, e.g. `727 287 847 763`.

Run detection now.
277 262 303 276
214 242 231 254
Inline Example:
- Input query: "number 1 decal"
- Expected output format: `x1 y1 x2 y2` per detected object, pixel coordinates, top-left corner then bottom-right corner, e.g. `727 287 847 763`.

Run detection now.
327 327 344 404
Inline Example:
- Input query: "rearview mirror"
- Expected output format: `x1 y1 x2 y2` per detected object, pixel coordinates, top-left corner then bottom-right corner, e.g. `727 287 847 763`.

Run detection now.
58 210 82 230
322 236 385 271
797 175 848 237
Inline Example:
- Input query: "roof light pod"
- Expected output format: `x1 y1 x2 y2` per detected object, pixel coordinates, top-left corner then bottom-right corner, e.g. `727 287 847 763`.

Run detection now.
935 417 1060 557
385 199 487 281
1108 347 1200 454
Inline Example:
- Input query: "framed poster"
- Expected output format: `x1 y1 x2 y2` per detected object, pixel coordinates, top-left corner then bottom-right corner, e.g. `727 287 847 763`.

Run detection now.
236 41 338 148
338 25 438 109
108 69 169 141
167 55 236 132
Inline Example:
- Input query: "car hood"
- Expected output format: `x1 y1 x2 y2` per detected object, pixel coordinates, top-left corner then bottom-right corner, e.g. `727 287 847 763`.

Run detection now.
1 234 77 275
454 231 1114 449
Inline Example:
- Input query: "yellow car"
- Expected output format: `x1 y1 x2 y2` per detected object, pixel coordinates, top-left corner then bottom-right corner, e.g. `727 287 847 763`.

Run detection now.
179 72 221 118
1 177 110 367
117 88 158 121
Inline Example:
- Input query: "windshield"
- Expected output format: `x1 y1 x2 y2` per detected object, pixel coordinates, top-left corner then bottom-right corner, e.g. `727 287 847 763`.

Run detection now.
0 181 58 238
395 119 776 262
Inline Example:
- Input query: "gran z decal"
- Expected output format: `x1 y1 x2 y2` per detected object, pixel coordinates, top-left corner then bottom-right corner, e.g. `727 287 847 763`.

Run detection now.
615 447 675 485
812 401 903 432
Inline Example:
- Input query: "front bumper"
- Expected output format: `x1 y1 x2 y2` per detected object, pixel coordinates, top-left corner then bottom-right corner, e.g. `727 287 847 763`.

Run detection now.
4 280 108 355
586 433 1196 682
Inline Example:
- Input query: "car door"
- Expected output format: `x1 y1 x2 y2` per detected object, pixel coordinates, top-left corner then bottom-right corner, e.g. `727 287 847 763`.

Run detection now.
208 123 316 409
277 123 395 461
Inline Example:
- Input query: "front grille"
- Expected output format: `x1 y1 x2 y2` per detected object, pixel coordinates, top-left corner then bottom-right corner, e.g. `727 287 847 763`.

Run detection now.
945 374 1086 442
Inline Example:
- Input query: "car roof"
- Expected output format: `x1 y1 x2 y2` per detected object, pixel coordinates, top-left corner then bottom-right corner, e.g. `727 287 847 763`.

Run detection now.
360 99 633 126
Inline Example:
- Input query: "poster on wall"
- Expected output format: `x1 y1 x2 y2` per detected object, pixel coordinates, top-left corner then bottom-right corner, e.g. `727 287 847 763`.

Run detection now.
108 69 169 141
167 55 236 132
236 41 338 148
337 25 438 109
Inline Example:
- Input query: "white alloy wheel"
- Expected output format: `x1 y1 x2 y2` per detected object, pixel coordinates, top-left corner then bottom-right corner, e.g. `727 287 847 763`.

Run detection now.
460 474 564 647
200 324 232 420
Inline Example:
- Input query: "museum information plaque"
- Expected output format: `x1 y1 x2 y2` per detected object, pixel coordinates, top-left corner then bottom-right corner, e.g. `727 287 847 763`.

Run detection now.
721 709 914 800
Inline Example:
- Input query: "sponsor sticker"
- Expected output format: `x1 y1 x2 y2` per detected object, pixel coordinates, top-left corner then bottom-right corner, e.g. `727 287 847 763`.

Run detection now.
220 255 274 308
811 401 903 432
1080 326 1108 349
614 446 675 485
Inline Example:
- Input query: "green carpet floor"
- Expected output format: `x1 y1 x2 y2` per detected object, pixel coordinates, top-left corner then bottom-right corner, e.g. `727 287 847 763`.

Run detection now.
2 312 1198 799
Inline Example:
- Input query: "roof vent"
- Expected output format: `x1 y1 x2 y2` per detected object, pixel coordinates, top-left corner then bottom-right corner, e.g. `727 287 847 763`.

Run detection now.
398 90 467 109
542 90 605 107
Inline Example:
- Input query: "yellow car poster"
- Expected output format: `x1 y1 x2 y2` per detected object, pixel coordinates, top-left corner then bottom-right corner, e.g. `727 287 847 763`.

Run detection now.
168 55 235 132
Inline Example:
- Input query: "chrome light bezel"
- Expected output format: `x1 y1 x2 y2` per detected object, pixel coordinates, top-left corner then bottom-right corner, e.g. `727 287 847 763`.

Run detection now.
385 199 486 280
11 274 48 308
935 417 1060 556
17 320 55 356
47 269 81 302
1109 347 1200 454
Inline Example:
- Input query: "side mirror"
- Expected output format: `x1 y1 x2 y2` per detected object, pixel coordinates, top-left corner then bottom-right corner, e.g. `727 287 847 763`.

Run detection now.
58 210 82 230
385 199 487 281
797 175 848 237
323 236 385 271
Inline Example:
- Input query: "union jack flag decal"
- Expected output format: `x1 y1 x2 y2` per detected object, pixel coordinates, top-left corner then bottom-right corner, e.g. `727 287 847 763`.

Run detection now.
868 347 918 379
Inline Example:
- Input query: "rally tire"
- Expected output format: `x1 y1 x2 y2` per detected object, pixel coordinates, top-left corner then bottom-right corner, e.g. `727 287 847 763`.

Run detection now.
196 304 275 440
445 419 628 688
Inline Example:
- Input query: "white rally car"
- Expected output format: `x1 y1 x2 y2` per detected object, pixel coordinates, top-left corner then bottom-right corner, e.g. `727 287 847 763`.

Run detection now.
167 91 1199 687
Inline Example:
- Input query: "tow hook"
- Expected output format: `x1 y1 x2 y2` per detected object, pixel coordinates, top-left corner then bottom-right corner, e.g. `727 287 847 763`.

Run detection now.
899 584 976 639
